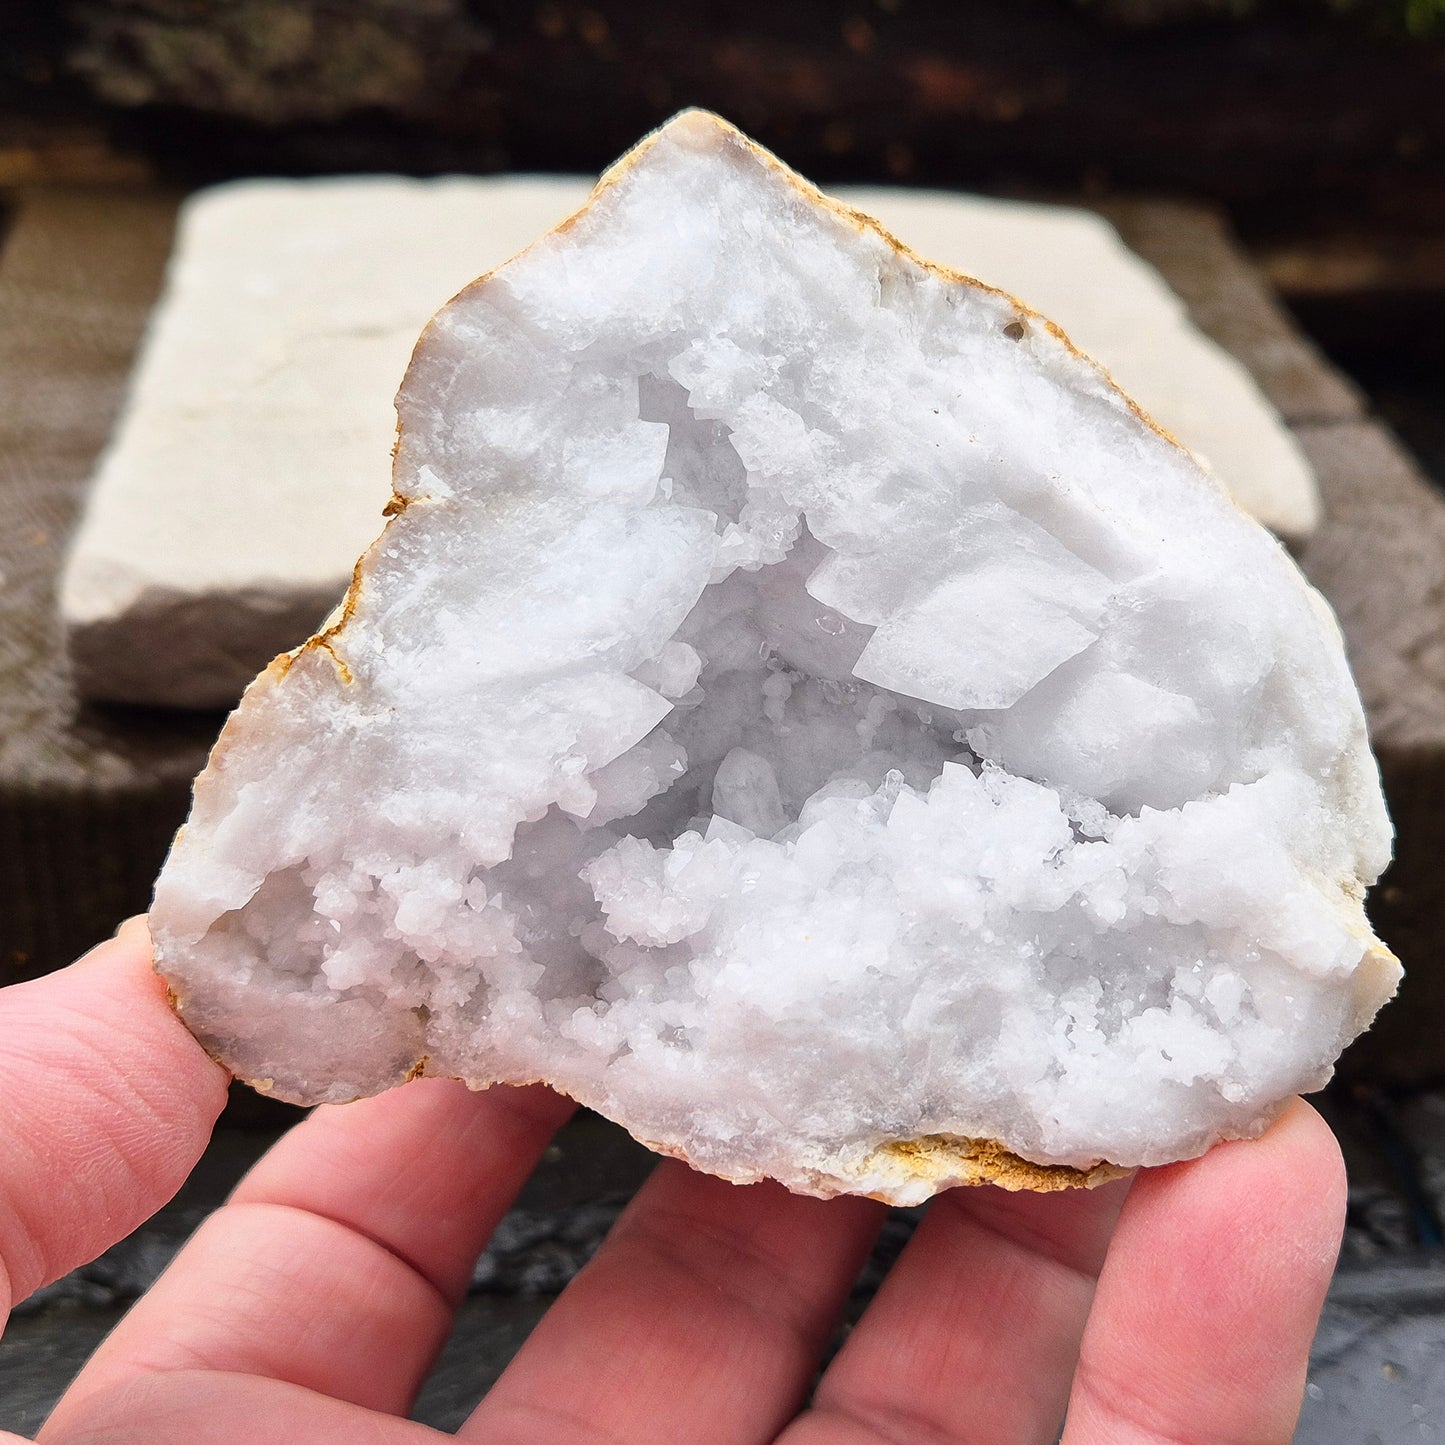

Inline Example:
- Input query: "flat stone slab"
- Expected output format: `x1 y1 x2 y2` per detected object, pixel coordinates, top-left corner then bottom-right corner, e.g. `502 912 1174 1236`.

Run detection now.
1099 198 1366 429
58 175 1323 708
58 176 597 708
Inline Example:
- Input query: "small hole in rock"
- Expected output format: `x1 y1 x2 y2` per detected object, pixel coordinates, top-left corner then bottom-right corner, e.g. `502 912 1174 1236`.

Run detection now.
1003 319 1027 341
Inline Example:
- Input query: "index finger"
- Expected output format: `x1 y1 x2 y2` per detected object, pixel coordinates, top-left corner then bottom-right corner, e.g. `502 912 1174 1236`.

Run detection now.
0 918 229 1318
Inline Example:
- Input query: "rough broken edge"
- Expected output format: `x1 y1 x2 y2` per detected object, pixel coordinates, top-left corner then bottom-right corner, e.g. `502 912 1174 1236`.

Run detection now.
154 107 1399 1199
166 963 1126 1200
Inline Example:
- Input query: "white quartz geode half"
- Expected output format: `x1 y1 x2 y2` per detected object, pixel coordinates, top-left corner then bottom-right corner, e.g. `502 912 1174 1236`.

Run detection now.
152 110 1398 1203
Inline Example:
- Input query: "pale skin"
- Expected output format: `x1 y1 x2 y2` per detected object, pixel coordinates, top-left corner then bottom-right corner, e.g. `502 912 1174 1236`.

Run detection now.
3 919 1345 1445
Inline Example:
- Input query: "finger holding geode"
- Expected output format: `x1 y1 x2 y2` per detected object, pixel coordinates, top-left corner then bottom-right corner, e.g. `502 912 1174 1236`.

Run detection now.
151 110 1397 1205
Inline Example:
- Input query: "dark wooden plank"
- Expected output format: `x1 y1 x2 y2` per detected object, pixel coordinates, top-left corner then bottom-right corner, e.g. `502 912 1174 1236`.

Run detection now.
0 189 216 980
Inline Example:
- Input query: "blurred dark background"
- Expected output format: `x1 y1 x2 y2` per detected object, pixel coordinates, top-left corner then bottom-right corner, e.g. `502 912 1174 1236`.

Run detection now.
5 0 1445 455
2 1 1445 225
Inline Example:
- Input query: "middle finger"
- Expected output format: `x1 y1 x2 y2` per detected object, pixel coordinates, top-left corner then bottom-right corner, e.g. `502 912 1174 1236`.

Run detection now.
462 1158 886 1445
783 1174 1131 1445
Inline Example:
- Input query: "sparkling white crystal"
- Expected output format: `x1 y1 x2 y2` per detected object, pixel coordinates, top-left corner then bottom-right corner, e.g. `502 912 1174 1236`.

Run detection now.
151 110 1397 1203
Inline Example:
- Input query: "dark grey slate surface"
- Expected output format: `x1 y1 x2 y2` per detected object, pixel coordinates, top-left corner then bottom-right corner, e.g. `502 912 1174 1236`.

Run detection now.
1298 1256 1445 1444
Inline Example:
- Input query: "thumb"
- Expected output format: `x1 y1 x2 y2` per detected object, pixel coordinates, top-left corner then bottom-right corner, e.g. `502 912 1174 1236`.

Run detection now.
0 918 228 1321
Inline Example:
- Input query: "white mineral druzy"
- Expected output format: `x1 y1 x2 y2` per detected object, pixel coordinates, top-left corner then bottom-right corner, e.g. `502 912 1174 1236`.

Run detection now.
152 110 1398 1203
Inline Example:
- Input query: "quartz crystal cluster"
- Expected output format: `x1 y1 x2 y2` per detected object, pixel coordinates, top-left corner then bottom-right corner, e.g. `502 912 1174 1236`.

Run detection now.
152 110 1398 1202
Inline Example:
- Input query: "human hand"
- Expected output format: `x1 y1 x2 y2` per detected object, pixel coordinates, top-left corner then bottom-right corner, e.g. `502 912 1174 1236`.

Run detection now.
6 921 1345 1444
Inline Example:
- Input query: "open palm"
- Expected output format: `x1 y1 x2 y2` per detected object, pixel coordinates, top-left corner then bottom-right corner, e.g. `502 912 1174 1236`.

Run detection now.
5 921 1343 1444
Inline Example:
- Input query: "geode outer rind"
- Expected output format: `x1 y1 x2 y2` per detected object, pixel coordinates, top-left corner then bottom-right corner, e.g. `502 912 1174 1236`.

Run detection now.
152 110 1398 1203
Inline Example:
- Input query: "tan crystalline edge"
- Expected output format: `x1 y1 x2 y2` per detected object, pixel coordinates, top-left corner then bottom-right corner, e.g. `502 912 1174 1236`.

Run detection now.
157 109 1396 1198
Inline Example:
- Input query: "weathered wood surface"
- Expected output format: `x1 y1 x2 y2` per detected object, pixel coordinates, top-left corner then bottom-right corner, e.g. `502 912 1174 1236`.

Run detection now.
6 3 1445 229
1 183 1442 1080
0 190 216 980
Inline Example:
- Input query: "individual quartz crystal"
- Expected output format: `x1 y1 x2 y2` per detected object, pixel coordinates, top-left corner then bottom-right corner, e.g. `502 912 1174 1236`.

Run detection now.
151 110 1398 1203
